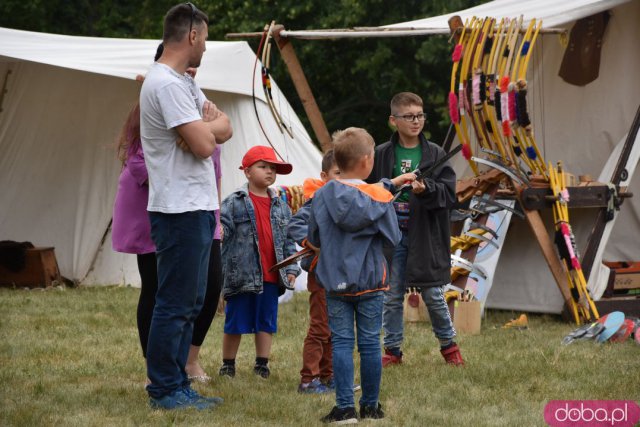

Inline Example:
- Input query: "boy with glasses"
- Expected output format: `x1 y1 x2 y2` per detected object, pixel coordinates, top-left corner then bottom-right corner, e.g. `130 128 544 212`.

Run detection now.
366 92 464 367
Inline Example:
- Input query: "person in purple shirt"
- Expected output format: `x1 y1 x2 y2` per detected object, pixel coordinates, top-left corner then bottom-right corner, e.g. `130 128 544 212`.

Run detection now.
112 87 224 384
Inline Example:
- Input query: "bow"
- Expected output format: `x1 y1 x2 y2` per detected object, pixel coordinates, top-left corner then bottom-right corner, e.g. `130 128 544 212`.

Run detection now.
448 17 480 175
513 19 547 177
469 17 498 154
261 21 294 139
549 161 599 324
251 22 291 160
481 17 510 161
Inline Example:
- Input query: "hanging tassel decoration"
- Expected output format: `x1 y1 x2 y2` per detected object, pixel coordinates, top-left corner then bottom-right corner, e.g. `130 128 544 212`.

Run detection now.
462 143 472 160
516 79 532 132
500 77 510 132
513 144 522 156
502 121 511 137
472 73 481 106
448 92 460 123
452 44 463 62
488 75 496 104
480 73 487 103
525 146 537 160
495 85 502 121
508 83 517 125
458 83 466 118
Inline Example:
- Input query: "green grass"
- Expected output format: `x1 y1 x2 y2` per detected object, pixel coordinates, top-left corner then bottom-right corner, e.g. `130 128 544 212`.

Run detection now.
0 286 637 426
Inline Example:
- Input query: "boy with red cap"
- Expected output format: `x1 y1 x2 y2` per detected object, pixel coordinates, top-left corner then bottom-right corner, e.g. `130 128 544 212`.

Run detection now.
219 145 300 379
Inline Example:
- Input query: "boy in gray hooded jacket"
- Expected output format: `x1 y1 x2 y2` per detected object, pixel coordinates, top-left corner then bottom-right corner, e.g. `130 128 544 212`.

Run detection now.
307 128 401 424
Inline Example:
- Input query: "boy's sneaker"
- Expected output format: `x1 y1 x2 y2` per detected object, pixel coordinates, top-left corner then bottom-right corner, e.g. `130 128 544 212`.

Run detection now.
381 348 402 367
320 406 358 424
322 377 361 392
298 378 331 394
254 364 270 379
360 403 385 420
149 388 214 411
219 364 236 378
440 343 464 366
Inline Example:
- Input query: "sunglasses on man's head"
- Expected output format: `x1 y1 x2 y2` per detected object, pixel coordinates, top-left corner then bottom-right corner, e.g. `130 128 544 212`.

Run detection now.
186 2 197 34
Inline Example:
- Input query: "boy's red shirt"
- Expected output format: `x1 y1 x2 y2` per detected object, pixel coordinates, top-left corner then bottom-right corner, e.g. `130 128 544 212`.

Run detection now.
249 192 279 283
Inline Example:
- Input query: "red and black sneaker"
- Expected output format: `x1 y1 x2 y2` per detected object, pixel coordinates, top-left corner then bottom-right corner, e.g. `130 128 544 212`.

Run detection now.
381 348 402 368
440 343 464 366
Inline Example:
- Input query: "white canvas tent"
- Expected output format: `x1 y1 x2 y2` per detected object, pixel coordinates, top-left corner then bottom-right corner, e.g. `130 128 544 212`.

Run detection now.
393 0 640 313
0 27 322 286
282 0 640 313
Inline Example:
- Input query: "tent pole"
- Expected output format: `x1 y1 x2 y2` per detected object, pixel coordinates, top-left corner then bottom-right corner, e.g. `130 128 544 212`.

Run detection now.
272 25 332 152
581 103 640 279
0 69 12 114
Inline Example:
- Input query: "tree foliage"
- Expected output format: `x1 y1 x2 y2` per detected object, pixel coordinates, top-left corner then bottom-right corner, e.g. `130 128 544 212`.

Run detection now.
0 0 486 147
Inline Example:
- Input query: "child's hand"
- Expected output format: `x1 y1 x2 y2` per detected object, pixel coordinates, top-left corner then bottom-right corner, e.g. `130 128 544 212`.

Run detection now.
287 274 296 287
411 179 426 194
391 172 417 188
305 241 320 256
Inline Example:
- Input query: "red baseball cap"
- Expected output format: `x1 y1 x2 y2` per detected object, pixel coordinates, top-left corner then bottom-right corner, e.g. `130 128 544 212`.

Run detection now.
240 145 293 175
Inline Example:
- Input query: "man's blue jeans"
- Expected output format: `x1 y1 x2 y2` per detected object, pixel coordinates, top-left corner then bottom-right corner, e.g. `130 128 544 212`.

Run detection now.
383 230 456 349
146 210 215 399
326 291 383 409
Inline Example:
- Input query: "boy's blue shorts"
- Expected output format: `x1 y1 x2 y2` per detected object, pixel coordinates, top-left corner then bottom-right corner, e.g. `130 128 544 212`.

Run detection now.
224 282 279 334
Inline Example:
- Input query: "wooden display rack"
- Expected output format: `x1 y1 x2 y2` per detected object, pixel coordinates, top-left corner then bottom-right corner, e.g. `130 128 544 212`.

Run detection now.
226 20 640 321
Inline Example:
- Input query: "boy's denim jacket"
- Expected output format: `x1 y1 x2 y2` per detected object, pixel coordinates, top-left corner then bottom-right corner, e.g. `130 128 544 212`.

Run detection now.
220 184 300 298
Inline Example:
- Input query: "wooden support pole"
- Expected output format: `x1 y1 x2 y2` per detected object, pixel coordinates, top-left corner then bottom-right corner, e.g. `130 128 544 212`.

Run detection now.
272 25 332 152
522 208 573 306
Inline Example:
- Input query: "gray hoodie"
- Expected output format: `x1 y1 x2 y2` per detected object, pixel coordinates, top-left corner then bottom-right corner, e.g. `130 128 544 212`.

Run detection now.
307 179 401 296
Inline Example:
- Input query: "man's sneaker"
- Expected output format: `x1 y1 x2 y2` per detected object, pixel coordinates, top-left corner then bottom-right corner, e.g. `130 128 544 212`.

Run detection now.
149 388 213 411
182 386 224 406
320 406 358 424
440 343 464 366
360 403 384 420
298 378 331 394
254 364 270 379
219 364 236 378
381 348 402 367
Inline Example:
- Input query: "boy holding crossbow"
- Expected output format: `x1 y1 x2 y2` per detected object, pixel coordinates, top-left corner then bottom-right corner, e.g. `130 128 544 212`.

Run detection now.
366 92 464 366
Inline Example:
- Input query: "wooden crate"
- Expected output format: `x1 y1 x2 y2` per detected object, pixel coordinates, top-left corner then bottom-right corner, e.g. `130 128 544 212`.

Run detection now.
604 261 640 291
0 247 62 288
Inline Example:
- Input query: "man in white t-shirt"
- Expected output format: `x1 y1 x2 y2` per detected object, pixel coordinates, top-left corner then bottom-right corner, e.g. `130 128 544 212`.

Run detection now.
139 3 232 410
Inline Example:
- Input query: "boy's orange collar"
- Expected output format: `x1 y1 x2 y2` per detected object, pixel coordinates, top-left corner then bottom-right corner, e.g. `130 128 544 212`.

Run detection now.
338 180 393 203
303 178 326 199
